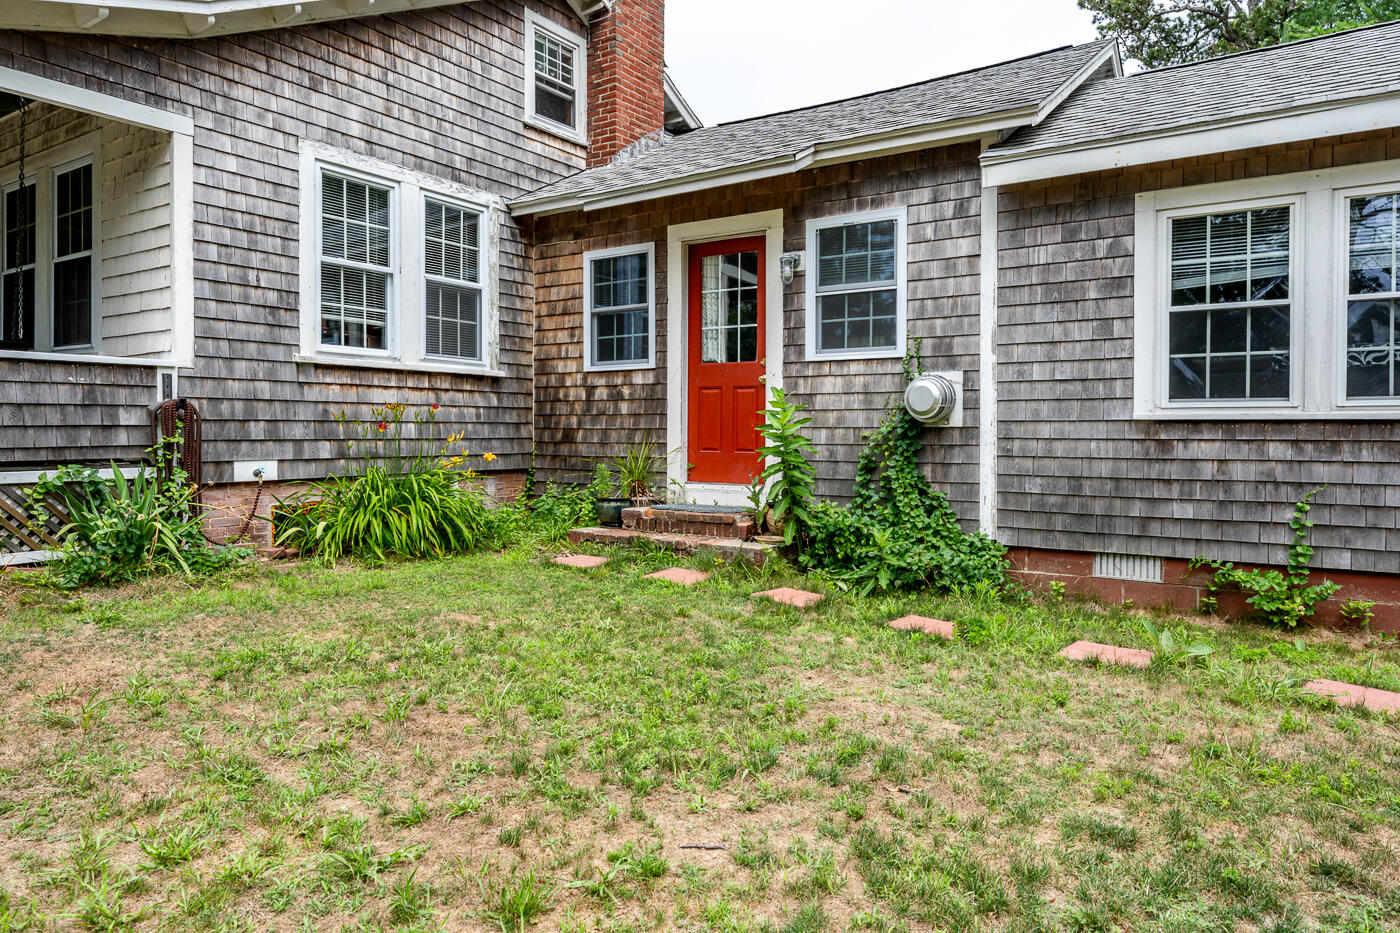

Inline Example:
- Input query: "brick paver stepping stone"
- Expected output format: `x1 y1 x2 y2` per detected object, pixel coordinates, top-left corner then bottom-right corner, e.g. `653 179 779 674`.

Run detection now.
1303 678 1400 714
755 587 824 609
1058 640 1153 669
553 554 609 569
646 567 710 586
888 615 955 639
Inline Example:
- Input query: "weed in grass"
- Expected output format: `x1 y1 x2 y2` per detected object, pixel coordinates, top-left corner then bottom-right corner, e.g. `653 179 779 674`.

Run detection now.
387 868 434 925
1061 814 1140 851
498 825 523 848
138 823 206 869
446 794 490 820
782 903 826 933
481 869 553 931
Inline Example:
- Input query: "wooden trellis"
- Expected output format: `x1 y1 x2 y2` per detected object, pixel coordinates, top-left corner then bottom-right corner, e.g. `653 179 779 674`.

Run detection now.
0 480 70 565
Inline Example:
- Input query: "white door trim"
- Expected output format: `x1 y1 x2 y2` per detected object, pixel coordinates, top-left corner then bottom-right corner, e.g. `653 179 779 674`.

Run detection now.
665 209 785 506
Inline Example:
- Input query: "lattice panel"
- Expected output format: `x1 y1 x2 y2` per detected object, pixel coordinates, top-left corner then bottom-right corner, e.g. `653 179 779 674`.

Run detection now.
0 483 70 559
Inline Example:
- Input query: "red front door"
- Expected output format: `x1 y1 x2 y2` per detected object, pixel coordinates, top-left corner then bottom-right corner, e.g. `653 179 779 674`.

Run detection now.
687 236 766 485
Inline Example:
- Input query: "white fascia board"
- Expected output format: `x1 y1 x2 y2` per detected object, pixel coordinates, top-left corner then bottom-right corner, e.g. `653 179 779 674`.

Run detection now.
664 71 703 131
0 63 193 136
511 113 1038 217
983 92 1400 187
1031 41 1122 125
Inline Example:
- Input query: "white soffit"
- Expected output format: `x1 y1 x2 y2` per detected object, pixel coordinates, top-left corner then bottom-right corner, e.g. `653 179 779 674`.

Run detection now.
1 0 596 38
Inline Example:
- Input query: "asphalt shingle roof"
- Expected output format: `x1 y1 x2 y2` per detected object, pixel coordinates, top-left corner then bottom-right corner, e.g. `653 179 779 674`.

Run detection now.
991 19 1400 158
513 39 1115 211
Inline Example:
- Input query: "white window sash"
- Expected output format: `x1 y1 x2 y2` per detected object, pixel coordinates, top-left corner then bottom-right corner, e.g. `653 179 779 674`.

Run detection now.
583 243 656 372
1335 181 1400 409
1132 158 1400 419
316 167 396 358
804 206 908 362
0 134 100 355
522 9 588 145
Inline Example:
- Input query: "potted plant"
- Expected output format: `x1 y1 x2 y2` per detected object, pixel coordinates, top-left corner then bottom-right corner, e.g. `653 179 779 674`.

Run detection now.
590 462 629 527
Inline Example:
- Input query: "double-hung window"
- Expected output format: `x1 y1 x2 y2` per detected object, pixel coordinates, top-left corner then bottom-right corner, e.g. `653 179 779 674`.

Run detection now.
805 207 907 360
319 171 392 352
423 198 483 362
1344 191 1399 400
1 152 97 354
1135 162 1400 417
583 244 654 370
1165 206 1292 401
301 144 499 373
524 11 586 143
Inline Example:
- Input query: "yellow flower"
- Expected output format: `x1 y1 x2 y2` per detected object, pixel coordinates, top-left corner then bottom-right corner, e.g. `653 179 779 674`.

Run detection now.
483 452 497 463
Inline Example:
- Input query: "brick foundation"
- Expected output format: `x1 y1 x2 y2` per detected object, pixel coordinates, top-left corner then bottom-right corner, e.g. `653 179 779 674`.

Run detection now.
1008 547 1400 633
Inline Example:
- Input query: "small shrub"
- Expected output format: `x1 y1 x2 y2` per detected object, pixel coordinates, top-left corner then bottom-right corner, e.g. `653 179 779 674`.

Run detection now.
1338 599 1375 629
1191 487 1339 627
1141 619 1214 667
606 438 664 502
29 438 246 588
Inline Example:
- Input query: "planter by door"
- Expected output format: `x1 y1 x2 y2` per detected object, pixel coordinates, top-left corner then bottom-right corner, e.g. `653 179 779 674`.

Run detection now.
687 236 766 486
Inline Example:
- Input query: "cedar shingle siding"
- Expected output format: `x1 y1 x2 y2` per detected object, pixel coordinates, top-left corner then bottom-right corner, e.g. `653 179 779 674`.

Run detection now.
533 144 984 523
0 0 584 479
995 128 1400 574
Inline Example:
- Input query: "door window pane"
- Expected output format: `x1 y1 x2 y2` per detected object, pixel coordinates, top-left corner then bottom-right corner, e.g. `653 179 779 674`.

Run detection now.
699 251 758 363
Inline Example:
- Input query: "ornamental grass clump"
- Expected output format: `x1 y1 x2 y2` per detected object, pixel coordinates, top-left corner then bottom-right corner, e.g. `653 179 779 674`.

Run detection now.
275 403 494 564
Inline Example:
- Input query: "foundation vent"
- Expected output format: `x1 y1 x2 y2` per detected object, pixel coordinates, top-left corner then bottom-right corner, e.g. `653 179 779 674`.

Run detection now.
1093 553 1163 584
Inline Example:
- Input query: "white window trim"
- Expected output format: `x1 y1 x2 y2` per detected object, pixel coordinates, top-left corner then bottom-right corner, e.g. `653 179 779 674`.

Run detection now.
315 162 398 360
1 131 101 356
582 242 656 372
1134 158 1400 420
522 9 588 146
803 205 908 362
297 141 504 377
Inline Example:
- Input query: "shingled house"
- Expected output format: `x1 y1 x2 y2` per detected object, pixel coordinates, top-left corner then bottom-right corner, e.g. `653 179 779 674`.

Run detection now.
3 4 1400 625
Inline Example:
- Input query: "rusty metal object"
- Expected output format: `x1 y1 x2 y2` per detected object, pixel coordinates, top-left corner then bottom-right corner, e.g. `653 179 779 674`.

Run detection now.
149 398 202 495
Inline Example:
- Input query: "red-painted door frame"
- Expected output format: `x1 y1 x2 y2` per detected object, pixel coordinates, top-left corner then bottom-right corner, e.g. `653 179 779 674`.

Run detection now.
687 236 767 486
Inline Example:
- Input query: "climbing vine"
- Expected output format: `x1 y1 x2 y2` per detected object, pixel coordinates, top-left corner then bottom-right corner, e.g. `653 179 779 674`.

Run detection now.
800 341 1007 594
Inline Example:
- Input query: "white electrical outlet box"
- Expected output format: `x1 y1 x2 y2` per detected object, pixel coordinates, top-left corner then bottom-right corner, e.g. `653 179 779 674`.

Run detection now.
233 460 279 483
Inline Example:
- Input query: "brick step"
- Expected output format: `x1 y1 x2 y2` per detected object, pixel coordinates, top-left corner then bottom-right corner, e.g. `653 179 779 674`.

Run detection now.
622 506 757 539
568 527 773 564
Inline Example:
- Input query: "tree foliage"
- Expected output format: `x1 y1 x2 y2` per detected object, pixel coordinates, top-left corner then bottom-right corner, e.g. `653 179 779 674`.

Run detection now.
1079 0 1400 67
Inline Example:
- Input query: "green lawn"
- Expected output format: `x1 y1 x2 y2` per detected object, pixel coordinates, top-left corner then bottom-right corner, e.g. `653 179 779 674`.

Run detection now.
0 545 1397 932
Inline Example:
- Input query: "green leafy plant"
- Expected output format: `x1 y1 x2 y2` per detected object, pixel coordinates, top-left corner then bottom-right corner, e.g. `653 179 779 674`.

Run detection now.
275 403 493 564
1338 599 1376 630
27 437 247 588
799 349 1007 594
1141 619 1214 667
1190 487 1340 628
755 388 818 547
606 438 664 503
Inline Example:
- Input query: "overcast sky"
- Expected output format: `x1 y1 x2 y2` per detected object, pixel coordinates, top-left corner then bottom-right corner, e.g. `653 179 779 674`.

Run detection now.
665 0 1101 126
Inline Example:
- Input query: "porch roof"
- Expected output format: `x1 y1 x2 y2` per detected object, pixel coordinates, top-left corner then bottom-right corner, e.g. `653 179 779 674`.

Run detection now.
510 38 1120 217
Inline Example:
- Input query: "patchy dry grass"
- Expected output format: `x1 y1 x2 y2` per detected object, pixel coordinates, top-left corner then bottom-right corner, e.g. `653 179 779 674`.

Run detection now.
0 545 1397 932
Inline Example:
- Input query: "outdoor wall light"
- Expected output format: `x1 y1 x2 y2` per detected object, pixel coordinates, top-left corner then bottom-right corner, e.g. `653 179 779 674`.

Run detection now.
779 252 802 284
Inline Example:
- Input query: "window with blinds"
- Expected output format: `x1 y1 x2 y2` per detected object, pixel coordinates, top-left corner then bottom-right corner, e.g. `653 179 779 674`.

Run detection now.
1166 206 1292 401
805 208 907 360
319 171 392 352
585 246 653 369
424 198 482 362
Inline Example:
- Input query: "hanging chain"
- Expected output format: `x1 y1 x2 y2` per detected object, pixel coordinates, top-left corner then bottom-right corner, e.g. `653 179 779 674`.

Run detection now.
12 97 28 343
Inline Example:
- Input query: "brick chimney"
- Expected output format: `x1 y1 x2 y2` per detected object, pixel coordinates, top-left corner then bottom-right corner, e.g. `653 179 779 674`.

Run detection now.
586 0 665 167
